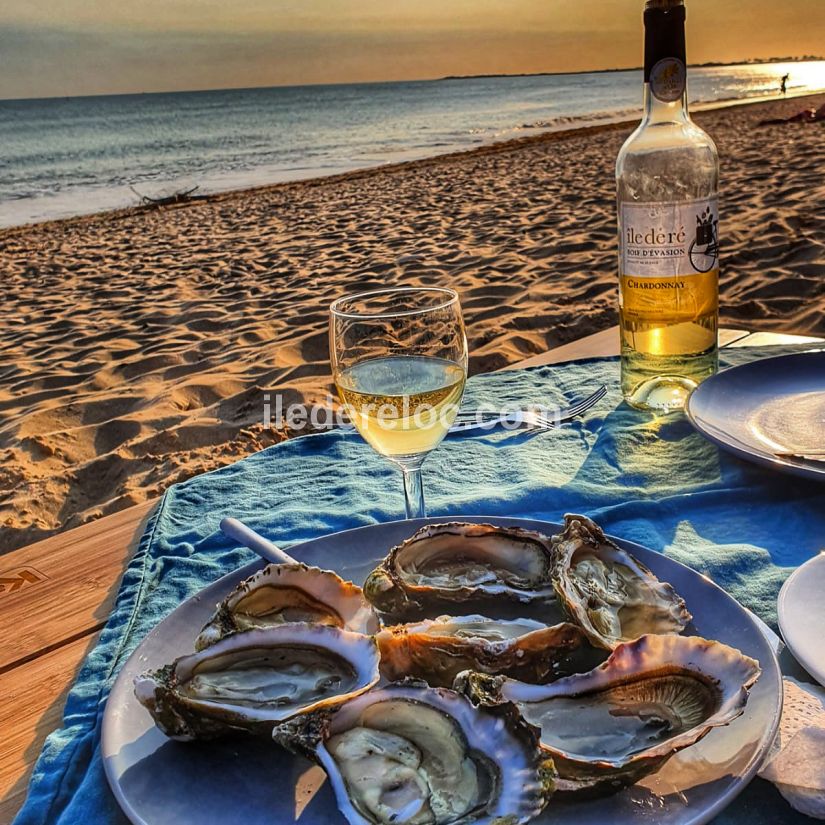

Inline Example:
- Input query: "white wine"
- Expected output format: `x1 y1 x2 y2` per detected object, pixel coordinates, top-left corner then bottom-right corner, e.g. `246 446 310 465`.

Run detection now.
335 356 466 459
616 0 719 412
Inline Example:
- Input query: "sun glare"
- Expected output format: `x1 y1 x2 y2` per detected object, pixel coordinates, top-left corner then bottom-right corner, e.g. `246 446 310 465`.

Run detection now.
739 60 825 95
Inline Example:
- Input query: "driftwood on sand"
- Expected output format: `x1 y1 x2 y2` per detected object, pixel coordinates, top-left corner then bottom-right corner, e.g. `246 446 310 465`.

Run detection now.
129 185 204 209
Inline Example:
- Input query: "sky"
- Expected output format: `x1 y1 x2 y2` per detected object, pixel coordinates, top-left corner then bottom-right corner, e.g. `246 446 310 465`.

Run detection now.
1 0 822 99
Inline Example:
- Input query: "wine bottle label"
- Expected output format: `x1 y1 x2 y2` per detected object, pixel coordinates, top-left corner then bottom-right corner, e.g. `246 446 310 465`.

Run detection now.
621 197 719 278
650 57 686 102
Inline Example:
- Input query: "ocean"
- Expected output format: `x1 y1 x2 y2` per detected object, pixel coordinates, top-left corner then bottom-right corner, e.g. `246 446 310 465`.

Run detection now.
1 60 823 228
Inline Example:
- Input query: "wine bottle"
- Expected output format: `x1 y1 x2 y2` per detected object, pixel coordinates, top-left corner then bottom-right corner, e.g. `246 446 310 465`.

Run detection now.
616 0 719 412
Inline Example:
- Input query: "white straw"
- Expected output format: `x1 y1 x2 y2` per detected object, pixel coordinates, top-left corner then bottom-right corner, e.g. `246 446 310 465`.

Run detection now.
219 517 298 566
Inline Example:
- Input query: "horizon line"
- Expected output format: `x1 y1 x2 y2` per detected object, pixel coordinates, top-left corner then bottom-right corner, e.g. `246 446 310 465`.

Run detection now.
1 55 822 105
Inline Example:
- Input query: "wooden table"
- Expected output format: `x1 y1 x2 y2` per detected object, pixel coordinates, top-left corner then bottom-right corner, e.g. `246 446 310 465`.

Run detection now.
2 325 823 822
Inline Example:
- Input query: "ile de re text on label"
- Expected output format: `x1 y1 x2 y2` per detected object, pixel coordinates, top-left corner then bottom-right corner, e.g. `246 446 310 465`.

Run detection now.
625 224 687 250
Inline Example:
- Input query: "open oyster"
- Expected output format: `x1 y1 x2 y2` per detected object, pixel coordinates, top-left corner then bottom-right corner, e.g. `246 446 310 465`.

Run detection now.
552 514 691 649
363 523 555 621
135 624 380 741
457 633 761 795
377 615 606 687
274 681 556 825
196 562 380 650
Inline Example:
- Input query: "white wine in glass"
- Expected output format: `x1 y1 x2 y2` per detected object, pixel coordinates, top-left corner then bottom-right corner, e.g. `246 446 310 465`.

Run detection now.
330 288 467 519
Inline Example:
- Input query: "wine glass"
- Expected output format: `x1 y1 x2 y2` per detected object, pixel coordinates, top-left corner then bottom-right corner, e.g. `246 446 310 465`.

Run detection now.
330 287 468 519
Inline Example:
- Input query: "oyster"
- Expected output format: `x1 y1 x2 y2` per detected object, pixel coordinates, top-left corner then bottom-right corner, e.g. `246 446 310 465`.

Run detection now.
274 681 556 825
196 562 380 649
552 514 691 649
364 522 555 621
457 633 761 795
135 624 380 741
377 615 606 687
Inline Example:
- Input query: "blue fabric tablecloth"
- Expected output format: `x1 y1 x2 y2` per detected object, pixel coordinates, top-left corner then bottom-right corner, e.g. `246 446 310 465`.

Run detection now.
13 346 825 825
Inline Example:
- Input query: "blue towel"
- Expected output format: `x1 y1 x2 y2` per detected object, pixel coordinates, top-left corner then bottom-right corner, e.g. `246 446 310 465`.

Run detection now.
13 346 825 825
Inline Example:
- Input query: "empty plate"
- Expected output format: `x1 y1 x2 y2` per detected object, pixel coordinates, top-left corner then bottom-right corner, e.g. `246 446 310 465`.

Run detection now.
778 552 825 686
687 350 825 482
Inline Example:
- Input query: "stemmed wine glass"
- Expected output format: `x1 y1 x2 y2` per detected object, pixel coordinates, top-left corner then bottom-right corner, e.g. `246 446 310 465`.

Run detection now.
330 287 468 519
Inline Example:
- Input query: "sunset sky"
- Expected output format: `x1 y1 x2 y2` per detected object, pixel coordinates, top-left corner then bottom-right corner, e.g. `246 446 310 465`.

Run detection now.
1 0 822 99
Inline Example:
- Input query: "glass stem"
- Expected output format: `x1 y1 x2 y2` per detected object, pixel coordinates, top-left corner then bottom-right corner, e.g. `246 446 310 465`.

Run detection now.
400 464 426 520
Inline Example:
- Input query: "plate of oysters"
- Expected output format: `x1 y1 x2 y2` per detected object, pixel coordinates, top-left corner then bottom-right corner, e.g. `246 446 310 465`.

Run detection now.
103 514 782 825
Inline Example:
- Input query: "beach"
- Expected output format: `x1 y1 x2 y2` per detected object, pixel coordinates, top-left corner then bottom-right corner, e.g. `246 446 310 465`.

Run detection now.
1 91 823 554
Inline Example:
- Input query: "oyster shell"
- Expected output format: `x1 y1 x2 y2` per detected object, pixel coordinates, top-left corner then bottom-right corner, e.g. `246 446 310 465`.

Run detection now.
135 624 380 741
196 562 380 650
364 522 555 621
457 633 761 795
552 514 691 649
376 615 606 687
274 681 556 825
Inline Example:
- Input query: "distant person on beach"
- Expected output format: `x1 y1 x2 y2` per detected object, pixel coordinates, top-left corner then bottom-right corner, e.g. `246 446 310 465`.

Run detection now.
780 73 789 96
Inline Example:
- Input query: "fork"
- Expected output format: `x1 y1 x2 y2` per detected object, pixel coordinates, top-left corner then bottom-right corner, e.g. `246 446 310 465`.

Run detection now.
448 385 607 435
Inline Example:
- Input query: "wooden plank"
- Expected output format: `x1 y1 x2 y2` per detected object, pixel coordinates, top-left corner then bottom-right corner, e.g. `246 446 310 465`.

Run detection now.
0 500 155 674
506 326 751 370
0 635 97 823
504 326 619 370
719 328 755 348
727 331 824 348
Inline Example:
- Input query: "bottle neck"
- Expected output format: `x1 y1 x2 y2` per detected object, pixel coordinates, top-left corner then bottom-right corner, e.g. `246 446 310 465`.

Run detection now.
642 3 690 124
643 84 690 124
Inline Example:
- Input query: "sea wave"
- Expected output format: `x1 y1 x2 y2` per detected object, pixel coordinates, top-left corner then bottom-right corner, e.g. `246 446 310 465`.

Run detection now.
1 61 822 228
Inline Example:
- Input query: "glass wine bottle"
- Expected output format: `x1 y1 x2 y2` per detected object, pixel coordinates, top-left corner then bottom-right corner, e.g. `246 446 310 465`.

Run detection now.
616 0 719 412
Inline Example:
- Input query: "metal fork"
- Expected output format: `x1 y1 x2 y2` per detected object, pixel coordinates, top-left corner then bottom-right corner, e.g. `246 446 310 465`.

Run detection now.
448 385 607 435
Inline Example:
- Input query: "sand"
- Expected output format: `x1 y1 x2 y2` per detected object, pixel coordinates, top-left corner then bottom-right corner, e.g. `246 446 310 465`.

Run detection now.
1 92 823 554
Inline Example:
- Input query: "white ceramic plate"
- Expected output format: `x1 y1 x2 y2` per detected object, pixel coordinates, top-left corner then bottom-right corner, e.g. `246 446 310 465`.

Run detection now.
778 552 825 687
